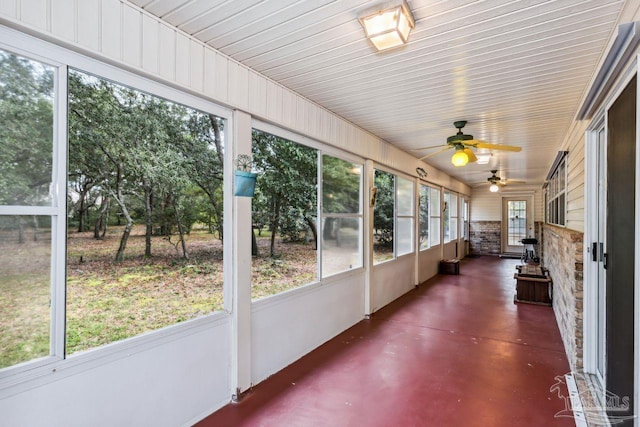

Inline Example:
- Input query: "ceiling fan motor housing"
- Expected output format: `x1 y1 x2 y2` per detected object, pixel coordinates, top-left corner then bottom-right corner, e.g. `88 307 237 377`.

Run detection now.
488 170 501 184
448 120 474 143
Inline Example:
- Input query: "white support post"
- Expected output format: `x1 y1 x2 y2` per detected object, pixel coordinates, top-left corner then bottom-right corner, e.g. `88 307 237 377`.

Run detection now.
230 110 252 399
364 160 374 316
414 177 420 286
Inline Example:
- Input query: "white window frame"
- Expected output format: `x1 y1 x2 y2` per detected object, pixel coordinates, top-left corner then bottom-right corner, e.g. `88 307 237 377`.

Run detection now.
320 153 364 279
419 183 431 251
429 186 441 247
546 155 568 226
251 120 365 287
0 26 234 384
396 176 415 257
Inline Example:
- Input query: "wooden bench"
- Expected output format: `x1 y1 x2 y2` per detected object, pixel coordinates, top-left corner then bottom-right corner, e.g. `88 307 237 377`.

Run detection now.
514 264 552 306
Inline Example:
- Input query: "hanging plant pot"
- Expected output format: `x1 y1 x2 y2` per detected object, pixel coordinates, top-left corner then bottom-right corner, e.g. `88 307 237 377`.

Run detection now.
234 170 258 197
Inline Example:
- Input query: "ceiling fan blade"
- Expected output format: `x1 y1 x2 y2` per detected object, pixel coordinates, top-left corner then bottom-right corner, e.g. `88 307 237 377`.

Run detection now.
475 142 522 152
419 146 451 160
463 148 477 163
413 144 449 151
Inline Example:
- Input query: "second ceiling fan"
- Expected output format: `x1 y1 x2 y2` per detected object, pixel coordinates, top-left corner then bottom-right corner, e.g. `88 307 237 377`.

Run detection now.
415 120 522 166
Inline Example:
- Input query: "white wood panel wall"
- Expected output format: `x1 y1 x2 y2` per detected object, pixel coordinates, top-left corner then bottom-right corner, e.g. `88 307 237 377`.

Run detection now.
0 0 470 196
470 186 543 222
556 119 589 233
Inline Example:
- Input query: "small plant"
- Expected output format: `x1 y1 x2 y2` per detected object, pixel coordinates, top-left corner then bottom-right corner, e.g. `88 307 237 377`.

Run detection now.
235 154 254 172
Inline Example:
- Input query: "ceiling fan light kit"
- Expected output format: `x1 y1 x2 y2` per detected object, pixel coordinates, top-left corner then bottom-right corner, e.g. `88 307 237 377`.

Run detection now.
451 148 469 166
414 120 522 166
489 183 500 193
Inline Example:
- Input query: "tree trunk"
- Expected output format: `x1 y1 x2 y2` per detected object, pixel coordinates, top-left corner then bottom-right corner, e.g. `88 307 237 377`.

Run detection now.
269 197 281 257
173 199 189 260
304 216 318 250
17 216 25 244
144 186 152 257
94 194 110 239
32 216 40 242
77 192 85 232
210 115 224 165
252 228 258 257
110 188 134 264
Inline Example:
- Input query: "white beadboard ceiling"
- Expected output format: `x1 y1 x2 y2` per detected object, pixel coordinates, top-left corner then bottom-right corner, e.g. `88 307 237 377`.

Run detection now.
126 0 626 186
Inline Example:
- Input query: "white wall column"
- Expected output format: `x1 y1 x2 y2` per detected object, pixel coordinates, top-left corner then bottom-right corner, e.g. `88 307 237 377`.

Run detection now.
364 159 374 316
231 110 252 398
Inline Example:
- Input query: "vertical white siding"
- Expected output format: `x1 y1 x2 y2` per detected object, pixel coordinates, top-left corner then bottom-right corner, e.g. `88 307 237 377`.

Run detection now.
77 0 100 52
0 0 17 19
190 39 204 93
158 23 175 81
51 0 74 42
101 0 122 60
142 14 159 74
122 5 141 67
470 186 543 222
175 33 190 86
214 53 228 102
559 119 589 232
20 0 48 30
249 71 267 118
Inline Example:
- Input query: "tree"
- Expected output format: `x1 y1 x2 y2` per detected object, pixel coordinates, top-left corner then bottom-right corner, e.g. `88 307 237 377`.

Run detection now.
68 69 227 263
0 52 54 210
252 131 317 257
373 170 394 248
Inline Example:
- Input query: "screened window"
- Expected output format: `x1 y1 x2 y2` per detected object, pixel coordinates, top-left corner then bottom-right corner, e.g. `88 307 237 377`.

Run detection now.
429 187 441 246
0 50 57 369
396 177 415 256
373 170 394 264
373 170 414 262
443 191 451 242
450 193 458 241
321 155 362 278
419 184 430 250
546 156 567 226
462 198 469 241
251 129 318 300
66 69 226 355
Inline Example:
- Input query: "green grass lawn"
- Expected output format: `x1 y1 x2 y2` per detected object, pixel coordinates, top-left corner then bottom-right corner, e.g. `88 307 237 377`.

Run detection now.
1 225 317 368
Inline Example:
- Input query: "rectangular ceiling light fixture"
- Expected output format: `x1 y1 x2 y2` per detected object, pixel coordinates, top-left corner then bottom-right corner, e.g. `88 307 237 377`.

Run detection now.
359 1 415 51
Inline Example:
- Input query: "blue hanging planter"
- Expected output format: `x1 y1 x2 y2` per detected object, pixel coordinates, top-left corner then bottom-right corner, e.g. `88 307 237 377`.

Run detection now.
234 170 258 197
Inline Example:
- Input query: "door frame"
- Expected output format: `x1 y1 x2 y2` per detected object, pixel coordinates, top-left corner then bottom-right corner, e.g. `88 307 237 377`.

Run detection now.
500 192 534 254
584 59 639 426
584 113 607 385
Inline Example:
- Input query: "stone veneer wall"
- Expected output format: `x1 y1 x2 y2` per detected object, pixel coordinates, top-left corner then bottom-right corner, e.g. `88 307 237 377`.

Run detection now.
534 221 544 263
469 221 501 255
542 224 584 370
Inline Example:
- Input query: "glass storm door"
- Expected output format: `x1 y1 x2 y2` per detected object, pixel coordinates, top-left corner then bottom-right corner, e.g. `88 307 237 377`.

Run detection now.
504 200 527 253
595 126 607 382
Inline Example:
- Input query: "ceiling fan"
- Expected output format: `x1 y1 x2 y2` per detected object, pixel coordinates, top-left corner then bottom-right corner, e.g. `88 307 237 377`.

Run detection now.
487 170 504 192
484 170 525 192
415 120 522 166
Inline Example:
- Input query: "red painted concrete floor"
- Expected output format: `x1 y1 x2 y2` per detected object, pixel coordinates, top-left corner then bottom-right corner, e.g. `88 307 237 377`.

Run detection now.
197 256 575 426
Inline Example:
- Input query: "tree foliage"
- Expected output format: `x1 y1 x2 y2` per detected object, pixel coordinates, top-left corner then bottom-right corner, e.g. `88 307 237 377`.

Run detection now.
67 70 225 262
252 130 317 257
373 170 394 248
0 52 53 206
